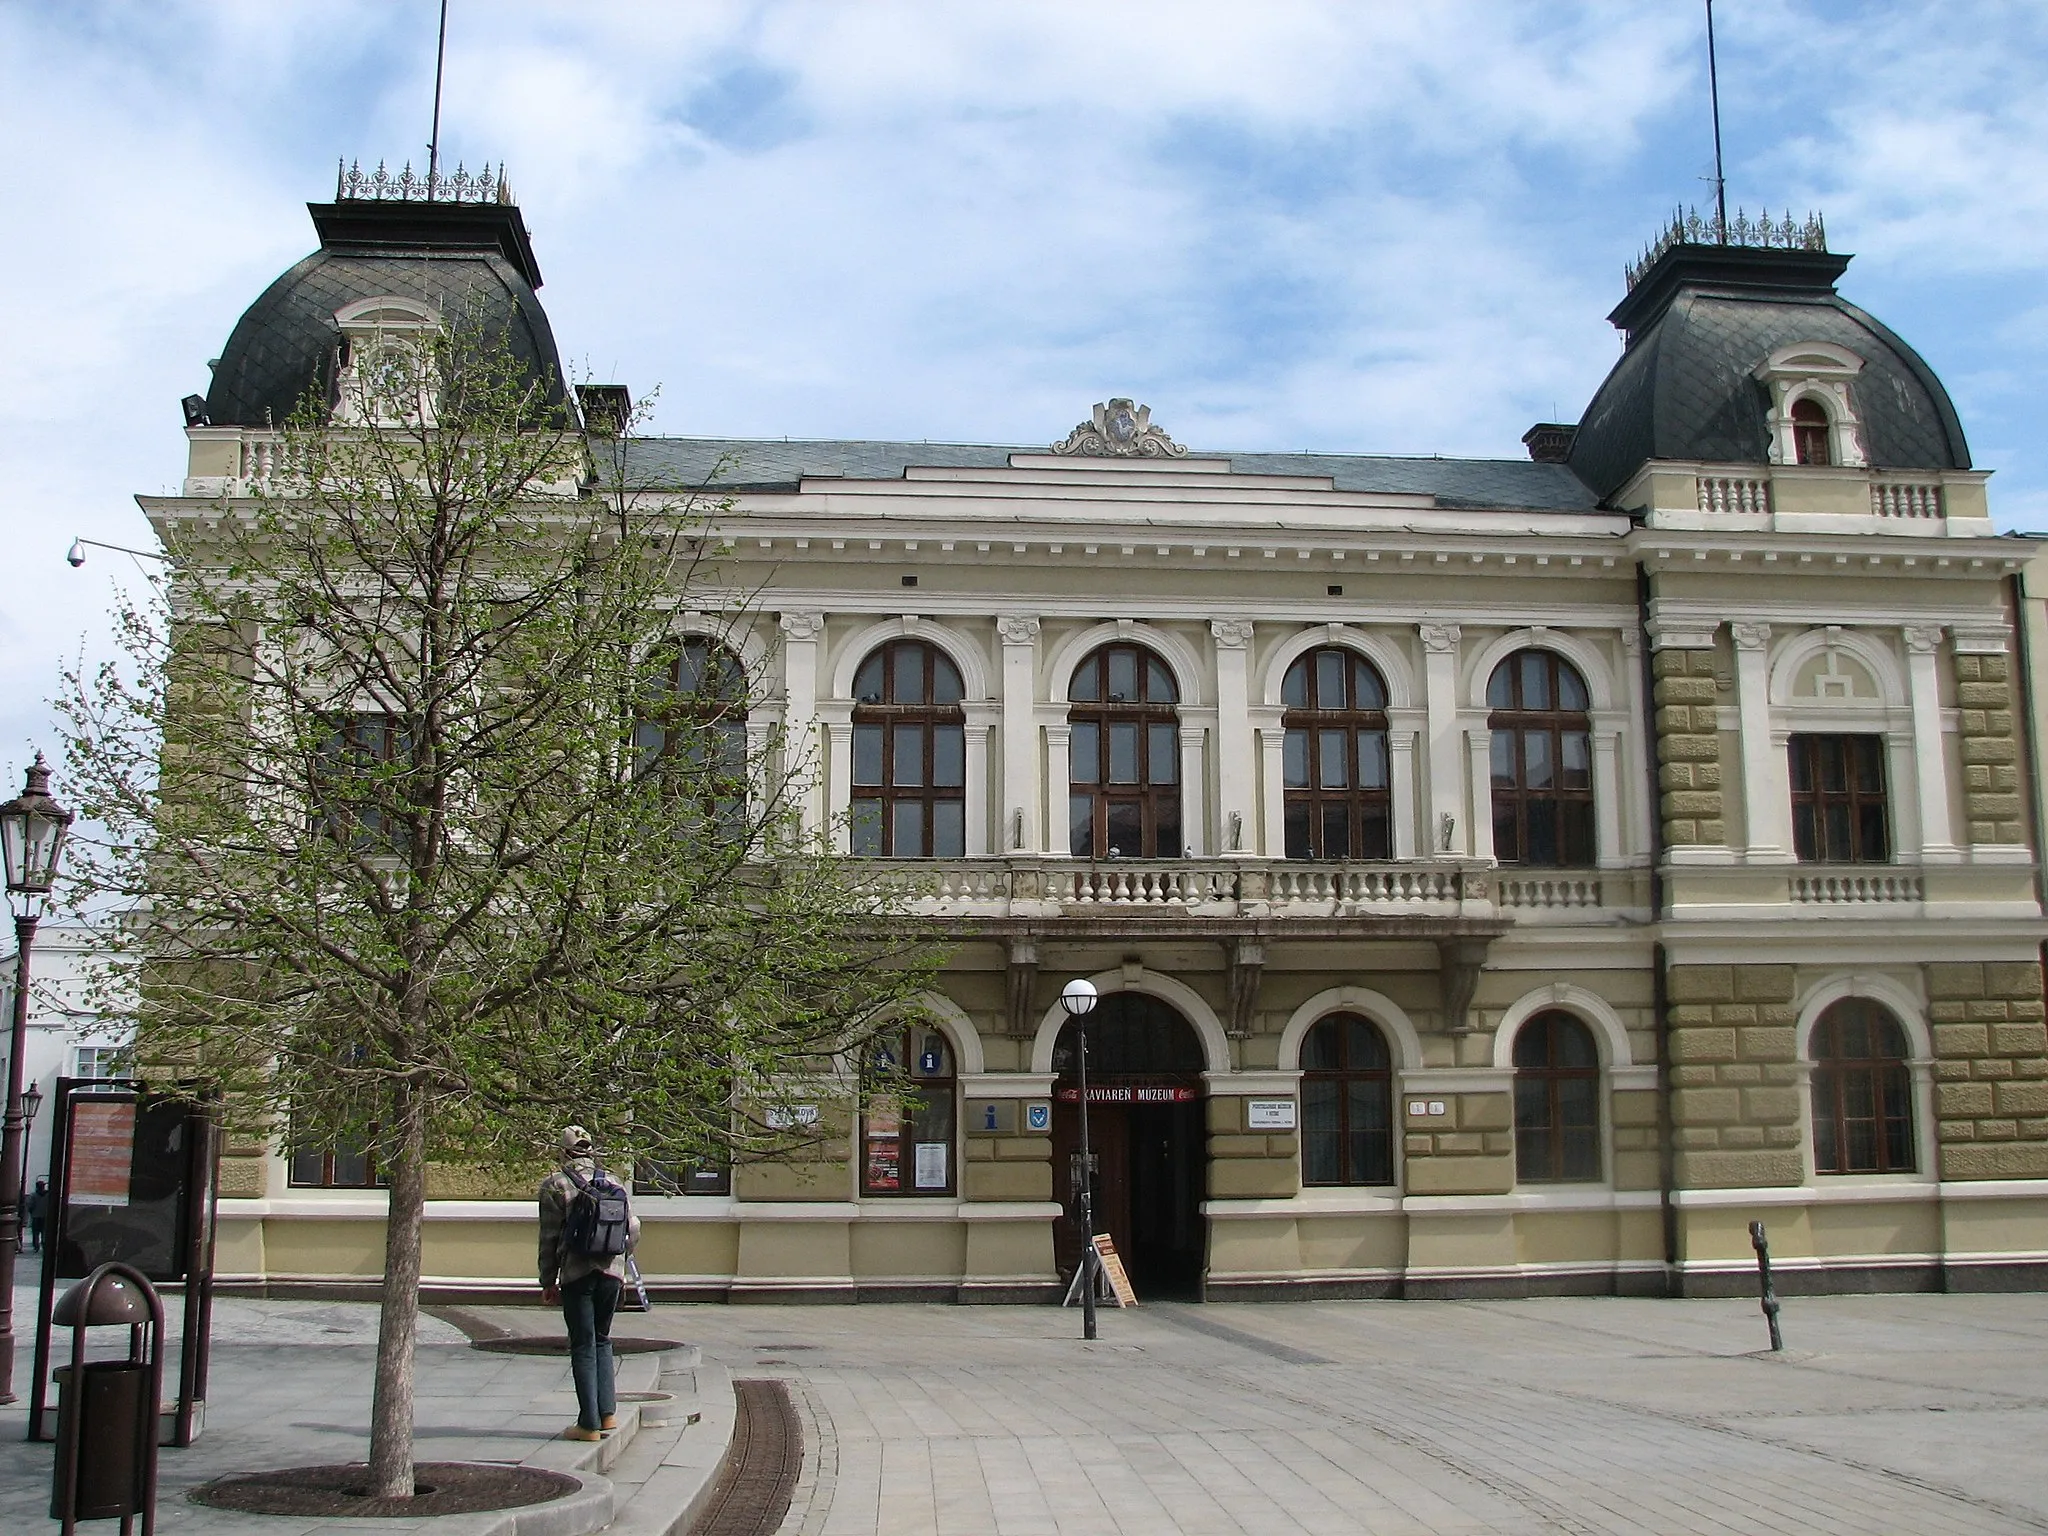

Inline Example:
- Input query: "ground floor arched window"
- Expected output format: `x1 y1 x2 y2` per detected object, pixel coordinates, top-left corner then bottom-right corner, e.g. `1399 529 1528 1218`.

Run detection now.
1810 998 1915 1174
861 1024 956 1195
1300 1012 1394 1185
1513 1010 1601 1182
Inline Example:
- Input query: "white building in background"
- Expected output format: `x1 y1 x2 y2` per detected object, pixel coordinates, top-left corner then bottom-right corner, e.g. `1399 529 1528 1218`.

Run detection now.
1 922 132 1199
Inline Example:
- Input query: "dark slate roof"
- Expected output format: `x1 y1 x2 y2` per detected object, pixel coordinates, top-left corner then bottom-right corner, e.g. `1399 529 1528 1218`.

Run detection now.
623 438 1602 513
1569 249 1970 501
204 246 568 428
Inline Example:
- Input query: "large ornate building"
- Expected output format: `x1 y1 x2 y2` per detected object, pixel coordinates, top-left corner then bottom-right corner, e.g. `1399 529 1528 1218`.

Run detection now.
161 180 2048 1302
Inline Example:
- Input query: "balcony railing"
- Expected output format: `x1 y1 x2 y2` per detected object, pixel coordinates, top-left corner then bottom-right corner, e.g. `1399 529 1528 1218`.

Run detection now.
1790 871 1923 905
853 857 1606 920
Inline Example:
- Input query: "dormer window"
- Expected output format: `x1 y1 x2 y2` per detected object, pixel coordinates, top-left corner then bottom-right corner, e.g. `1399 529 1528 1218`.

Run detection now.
332 297 441 427
1791 398 1832 466
1754 342 1866 468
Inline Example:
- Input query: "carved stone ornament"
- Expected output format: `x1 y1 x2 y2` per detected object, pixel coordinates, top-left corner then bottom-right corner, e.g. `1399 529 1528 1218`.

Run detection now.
997 614 1042 646
778 611 825 642
1051 398 1188 459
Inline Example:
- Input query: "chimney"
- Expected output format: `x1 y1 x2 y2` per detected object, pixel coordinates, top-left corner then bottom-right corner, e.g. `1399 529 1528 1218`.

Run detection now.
1522 423 1576 464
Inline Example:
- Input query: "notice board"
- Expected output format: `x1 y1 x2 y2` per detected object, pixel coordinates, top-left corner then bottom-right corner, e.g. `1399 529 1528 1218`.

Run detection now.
1092 1234 1138 1308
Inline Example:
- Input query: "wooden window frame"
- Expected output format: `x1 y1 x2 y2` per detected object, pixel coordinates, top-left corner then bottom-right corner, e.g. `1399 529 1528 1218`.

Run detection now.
1788 732 1890 863
1282 647 1392 861
636 638 749 823
1299 1013 1395 1187
288 1137 384 1189
313 711 414 852
851 641 967 859
1791 397 1832 466
860 1024 957 1197
1068 643 1182 858
1810 999 1916 1175
1512 1010 1603 1184
1488 651 1596 868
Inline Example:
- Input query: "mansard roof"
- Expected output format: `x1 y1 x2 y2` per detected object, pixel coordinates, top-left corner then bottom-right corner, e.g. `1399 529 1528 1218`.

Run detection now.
622 438 1602 513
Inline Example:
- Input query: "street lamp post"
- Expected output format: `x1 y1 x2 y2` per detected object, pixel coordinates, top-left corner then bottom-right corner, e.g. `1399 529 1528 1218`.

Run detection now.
1059 977 1100 1340
0 754 73 1403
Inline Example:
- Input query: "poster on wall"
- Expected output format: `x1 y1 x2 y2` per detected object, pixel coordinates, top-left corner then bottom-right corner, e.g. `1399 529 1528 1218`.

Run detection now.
68 1099 136 1208
865 1142 901 1191
914 1141 948 1190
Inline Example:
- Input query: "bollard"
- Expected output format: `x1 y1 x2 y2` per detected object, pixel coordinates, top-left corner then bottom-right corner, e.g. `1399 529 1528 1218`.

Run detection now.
50 1263 165 1536
1747 1219 1783 1352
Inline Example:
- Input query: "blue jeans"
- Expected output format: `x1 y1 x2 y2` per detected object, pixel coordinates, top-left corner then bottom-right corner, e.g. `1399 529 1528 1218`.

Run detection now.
561 1271 622 1429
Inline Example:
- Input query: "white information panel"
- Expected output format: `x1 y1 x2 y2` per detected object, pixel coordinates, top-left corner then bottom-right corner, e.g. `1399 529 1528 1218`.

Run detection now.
1245 1098 1297 1130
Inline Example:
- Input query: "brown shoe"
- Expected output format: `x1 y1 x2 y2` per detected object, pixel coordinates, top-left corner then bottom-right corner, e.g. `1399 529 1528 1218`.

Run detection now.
563 1425 603 1442
600 1414 617 1431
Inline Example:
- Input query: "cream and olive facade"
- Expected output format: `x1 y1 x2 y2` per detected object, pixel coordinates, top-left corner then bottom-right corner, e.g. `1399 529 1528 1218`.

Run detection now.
161 189 2048 1301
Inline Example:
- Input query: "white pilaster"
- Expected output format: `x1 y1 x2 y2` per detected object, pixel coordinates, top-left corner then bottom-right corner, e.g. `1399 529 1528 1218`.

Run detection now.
1179 724 1207 857
1255 720 1286 857
1211 620 1256 856
1903 625 1958 862
1420 624 1465 856
1385 707 1422 860
779 611 826 837
997 615 1040 855
1045 723 1072 855
1464 726 1495 862
1591 714 1626 868
962 710 994 857
1732 621 1790 861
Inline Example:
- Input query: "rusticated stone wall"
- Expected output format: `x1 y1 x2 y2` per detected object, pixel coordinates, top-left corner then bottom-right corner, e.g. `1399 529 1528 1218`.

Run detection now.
1928 961 2048 1178
1956 651 2026 845
1399 1091 1513 1195
1667 964 1803 1188
1653 649 1724 845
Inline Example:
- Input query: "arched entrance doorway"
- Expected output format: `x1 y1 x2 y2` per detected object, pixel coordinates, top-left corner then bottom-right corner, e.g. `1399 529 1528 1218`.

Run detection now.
1051 992 1207 1299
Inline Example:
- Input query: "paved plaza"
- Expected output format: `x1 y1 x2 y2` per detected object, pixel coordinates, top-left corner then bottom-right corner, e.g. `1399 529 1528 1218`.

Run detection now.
6 1263 2048 1533
670 1291 2048 1536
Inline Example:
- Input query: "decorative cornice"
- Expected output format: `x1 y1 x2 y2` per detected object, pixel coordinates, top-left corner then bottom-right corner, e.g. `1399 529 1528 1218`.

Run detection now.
1950 625 2011 656
1647 615 1719 651
1051 398 1188 459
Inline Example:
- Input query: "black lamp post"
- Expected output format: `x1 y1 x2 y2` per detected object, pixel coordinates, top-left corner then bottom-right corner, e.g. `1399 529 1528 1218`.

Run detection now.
0 754 73 1403
19 1079 42 1221
1059 976 1100 1340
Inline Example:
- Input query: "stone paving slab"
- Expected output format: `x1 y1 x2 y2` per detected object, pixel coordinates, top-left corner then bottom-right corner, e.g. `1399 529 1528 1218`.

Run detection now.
660 1294 2048 1535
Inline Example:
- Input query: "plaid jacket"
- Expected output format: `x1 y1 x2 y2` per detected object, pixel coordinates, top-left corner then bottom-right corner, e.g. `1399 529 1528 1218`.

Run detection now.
537 1156 639 1288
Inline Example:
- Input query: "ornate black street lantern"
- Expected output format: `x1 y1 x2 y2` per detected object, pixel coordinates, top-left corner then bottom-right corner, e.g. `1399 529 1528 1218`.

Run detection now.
1060 976 1100 1340
0 754 73 1402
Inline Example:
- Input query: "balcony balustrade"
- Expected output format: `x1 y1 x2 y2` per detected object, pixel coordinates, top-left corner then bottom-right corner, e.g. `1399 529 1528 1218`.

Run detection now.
852 856 1606 921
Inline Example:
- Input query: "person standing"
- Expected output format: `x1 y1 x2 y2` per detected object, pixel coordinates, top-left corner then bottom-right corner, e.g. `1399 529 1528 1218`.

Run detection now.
25 1178 48 1253
538 1127 638 1441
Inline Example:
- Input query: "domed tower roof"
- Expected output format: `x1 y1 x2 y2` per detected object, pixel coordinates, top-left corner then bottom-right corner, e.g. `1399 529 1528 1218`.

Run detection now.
1566 215 1970 503
203 172 568 428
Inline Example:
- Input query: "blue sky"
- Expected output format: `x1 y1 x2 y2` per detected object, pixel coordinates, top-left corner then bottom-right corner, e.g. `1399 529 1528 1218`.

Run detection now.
2 0 2045 779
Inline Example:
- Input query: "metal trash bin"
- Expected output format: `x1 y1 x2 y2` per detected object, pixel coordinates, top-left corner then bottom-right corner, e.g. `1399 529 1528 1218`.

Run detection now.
49 1263 164 1536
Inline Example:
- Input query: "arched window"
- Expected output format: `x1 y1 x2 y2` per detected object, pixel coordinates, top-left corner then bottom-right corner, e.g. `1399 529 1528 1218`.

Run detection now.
1791 397 1832 466
1488 651 1595 867
1513 1010 1601 1182
1810 998 1915 1174
1282 648 1391 860
861 1024 956 1195
851 641 965 857
1300 1013 1394 1186
634 639 749 829
1069 643 1181 858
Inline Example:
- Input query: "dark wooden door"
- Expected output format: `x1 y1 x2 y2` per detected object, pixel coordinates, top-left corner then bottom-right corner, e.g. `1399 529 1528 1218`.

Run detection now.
1052 1103 1130 1282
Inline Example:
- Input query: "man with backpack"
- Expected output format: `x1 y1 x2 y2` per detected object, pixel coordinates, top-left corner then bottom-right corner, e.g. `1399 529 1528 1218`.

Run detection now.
538 1126 640 1441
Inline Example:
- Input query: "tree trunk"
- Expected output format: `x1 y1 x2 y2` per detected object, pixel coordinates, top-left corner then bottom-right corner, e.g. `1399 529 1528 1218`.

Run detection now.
367 1082 428 1498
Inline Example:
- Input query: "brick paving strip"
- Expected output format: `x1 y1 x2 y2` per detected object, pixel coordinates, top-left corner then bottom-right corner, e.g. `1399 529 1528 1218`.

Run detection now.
669 1295 2048 1536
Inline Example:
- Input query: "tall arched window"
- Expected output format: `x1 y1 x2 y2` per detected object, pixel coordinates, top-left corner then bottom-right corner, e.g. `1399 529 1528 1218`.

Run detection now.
851 641 965 857
634 638 749 829
1791 397 1832 465
1300 1013 1394 1186
1069 643 1181 858
1283 648 1391 860
1810 998 1915 1174
1513 1010 1601 1182
1488 651 1595 867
